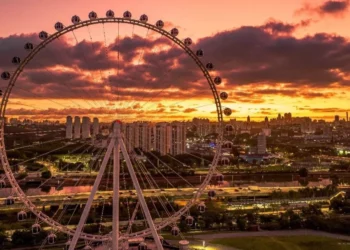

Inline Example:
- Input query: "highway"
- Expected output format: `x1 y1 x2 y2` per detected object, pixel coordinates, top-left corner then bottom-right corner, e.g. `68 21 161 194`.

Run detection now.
1 184 347 211
0 186 306 210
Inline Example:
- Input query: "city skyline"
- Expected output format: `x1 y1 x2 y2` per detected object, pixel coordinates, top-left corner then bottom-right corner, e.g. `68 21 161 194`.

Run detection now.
1 0 350 121
6 111 350 124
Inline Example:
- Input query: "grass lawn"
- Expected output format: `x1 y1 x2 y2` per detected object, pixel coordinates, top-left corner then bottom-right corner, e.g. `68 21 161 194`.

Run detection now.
210 236 350 250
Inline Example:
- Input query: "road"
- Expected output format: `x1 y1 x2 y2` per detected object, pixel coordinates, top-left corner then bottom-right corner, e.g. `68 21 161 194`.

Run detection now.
0 186 306 209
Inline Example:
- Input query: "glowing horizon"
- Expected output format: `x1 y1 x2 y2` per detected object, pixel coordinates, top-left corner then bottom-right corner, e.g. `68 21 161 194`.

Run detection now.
1 0 350 122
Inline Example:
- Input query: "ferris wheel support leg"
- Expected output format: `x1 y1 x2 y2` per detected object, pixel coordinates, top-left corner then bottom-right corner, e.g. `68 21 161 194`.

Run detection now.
68 138 116 250
126 201 140 234
119 138 164 250
112 140 120 250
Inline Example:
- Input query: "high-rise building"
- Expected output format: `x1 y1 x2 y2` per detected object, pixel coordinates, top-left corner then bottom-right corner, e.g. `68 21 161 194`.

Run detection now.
257 132 266 154
247 116 250 123
335 115 340 122
155 122 169 155
124 123 135 152
123 122 155 152
66 116 73 139
92 117 99 137
82 117 91 139
284 113 292 121
74 116 81 139
347 112 349 122
138 122 153 151
9 118 19 126
192 118 210 137
170 121 186 155
122 121 186 156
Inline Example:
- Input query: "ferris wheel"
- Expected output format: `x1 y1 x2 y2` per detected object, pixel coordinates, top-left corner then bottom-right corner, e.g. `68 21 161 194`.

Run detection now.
0 9 232 250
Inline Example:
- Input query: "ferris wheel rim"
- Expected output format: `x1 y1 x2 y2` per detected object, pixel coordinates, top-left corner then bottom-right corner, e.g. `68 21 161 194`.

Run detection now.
0 15 224 242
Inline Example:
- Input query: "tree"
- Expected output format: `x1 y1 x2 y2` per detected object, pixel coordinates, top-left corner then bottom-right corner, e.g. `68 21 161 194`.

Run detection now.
17 172 28 180
330 174 340 187
298 179 309 187
298 167 308 178
197 219 205 230
0 225 7 246
178 220 191 233
236 216 247 231
246 212 258 225
41 168 52 179
301 204 323 217
11 230 46 246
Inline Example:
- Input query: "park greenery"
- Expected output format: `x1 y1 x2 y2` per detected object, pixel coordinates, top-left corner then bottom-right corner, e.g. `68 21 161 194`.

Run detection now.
211 236 350 250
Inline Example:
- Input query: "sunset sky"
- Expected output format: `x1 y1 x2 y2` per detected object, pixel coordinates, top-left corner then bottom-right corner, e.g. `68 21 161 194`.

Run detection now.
1 0 350 122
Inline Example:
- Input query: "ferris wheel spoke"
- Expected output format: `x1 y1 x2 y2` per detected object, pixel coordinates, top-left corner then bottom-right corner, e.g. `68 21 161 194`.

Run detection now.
31 145 102 225
133 159 164 219
112 139 120 250
51 146 108 230
51 144 107 220
98 161 112 235
68 137 115 250
123 132 176 189
185 152 213 164
126 201 140 234
119 135 164 250
142 154 176 189
166 154 193 167
136 159 174 217
85 25 110 109
124 134 175 221
7 99 41 109
14 86 72 109
26 58 87 109
12 143 70 169
36 141 96 191
115 28 153 121
4 128 64 136
101 22 115 110
9 59 87 112
124 37 173 115
59 144 106 230
70 30 101 109
117 22 172 119
146 150 194 188
6 137 65 152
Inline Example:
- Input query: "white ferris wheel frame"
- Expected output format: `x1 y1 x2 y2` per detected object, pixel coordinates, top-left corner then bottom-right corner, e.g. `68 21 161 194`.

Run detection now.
0 14 224 245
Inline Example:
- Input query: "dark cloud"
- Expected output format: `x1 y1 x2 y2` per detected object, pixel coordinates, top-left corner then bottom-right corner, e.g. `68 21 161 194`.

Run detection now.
296 0 349 17
5 105 187 118
1 18 350 119
298 107 348 112
109 35 171 62
320 0 349 14
260 111 272 115
183 108 197 113
261 21 295 34
260 19 311 34
197 27 350 89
